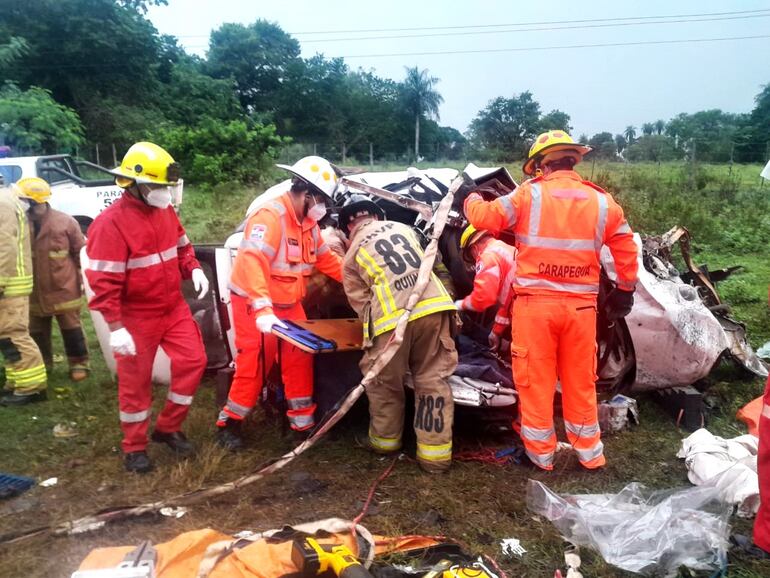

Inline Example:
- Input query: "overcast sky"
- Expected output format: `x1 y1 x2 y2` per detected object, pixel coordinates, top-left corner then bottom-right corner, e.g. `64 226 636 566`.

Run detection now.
147 0 770 138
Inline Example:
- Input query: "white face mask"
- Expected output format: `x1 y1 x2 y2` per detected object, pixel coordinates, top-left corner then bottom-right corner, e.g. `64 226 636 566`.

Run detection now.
17 198 30 211
143 186 173 209
307 196 327 222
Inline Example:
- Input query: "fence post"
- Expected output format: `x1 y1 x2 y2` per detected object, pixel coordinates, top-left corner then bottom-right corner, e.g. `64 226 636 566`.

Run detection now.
112 143 118 167
313 143 317 156
342 142 347 165
95 144 100 166
369 142 373 168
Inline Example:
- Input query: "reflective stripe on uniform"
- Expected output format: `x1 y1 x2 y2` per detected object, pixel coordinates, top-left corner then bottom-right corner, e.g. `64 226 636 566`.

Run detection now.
416 441 452 462
517 235 595 251
499 194 517 227
224 399 251 418
478 264 501 279
177 234 190 247
369 430 402 451
526 449 554 468
614 221 632 235
52 297 85 312
575 441 605 463
371 295 456 336
126 245 178 270
762 403 770 420
120 408 151 423
494 315 511 325
0 275 33 296
252 297 272 310
48 250 69 259
86 259 126 273
287 396 314 410
239 238 277 259
228 282 249 298
594 192 608 252
516 277 600 294
168 391 193 406
8 364 47 385
289 413 314 429
521 425 555 442
356 248 397 315
528 183 542 236
564 421 600 438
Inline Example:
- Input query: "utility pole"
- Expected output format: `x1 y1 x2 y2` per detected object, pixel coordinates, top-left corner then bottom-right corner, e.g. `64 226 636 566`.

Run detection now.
728 141 735 176
369 142 374 168
342 142 347 165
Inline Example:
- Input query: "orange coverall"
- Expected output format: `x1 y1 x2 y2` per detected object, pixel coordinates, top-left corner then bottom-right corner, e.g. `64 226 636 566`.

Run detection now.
465 170 638 470
459 237 517 339
219 192 342 431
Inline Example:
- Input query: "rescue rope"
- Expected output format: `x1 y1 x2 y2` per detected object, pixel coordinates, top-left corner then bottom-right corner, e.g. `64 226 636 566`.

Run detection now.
0 176 464 546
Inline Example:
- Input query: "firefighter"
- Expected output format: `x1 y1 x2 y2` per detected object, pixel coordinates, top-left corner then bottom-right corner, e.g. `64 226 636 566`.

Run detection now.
0 183 47 405
216 156 344 450
455 225 517 352
339 194 458 473
14 177 90 381
85 142 209 474
462 130 639 471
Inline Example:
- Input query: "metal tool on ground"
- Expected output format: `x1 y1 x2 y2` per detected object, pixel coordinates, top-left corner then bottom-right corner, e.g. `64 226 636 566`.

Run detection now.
422 558 499 578
293 537 373 578
72 540 156 578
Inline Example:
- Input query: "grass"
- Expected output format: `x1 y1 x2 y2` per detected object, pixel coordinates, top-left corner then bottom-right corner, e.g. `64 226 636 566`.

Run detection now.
1 160 769 577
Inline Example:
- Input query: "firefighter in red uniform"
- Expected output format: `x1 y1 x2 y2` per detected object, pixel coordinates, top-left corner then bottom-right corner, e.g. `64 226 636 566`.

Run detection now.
85 142 209 474
216 156 343 450
455 225 517 352
463 131 639 471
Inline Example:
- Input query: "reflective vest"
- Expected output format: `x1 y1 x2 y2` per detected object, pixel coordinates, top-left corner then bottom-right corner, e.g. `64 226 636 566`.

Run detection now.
343 219 456 341
0 187 33 297
464 170 638 296
460 238 517 329
229 192 342 315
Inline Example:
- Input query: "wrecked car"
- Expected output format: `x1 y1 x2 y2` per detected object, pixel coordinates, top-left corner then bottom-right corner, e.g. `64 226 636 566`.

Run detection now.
81 164 767 416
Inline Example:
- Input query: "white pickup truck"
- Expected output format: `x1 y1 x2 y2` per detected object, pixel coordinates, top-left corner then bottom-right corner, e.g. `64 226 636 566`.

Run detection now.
0 154 122 233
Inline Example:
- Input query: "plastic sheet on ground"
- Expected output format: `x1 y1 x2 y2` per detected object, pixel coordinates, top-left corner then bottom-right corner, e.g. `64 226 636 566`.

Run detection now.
676 428 759 517
526 479 730 577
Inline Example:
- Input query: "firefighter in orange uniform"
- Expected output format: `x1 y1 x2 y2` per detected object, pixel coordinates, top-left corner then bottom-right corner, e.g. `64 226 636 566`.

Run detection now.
217 157 343 449
455 225 517 352
463 131 639 470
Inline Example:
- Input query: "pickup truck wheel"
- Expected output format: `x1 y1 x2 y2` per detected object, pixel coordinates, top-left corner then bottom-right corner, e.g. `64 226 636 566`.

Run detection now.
75 217 93 236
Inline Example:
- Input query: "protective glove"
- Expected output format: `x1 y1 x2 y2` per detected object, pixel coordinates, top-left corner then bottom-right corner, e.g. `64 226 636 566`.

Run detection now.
256 314 288 334
191 268 209 299
454 299 465 310
488 331 501 352
606 289 635 321
452 173 478 211
109 327 136 356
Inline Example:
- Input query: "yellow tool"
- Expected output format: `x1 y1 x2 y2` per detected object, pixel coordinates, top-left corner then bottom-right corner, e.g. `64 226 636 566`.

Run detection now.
422 558 498 578
292 537 373 578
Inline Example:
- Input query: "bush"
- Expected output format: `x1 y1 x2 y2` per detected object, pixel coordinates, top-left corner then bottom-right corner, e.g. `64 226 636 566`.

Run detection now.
155 119 288 187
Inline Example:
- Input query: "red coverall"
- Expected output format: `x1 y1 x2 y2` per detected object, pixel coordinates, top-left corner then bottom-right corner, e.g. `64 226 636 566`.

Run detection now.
219 192 342 431
465 170 638 470
754 375 770 552
459 237 517 338
85 192 206 453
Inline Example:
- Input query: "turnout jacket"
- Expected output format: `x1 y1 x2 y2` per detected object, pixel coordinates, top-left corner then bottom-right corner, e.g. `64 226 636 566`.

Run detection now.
85 191 200 323
0 187 33 297
343 219 455 342
30 207 86 315
229 191 343 315
464 170 638 296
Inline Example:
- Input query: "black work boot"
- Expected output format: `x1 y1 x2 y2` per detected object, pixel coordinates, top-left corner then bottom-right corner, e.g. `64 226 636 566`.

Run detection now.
124 451 153 474
151 430 195 457
1 391 47 406
216 420 244 451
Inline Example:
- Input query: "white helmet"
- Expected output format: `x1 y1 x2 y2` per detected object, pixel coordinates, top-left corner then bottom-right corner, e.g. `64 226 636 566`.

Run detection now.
276 156 339 199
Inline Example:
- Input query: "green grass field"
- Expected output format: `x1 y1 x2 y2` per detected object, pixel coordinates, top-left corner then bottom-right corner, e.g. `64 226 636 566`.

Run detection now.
1 160 769 577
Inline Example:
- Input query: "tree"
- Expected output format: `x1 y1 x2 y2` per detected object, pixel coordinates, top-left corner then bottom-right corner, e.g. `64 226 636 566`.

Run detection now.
654 119 665 135
614 134 627 155
538 109 572 133
665 109 743 162
587 132 617 159
400 66 444 161
0 83 84 153
578 133 589 144
207 20 300 113
623 125 637 143
468 91 541 160
642 122 654 136
737 83 770 162
625 135 680 162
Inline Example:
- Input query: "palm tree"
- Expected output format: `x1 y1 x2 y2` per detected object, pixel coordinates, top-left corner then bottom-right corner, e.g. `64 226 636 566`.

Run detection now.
615 134 627 154
401 66 444 161
654 119 665 135
624 125 637 143
642 122 655 136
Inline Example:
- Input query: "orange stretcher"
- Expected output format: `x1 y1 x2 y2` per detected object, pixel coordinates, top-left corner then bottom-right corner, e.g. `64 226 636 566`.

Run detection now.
272 318 363 354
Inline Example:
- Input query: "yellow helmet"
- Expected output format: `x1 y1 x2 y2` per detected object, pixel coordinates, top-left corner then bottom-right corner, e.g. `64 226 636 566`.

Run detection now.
13 177 51 204
522 130 592 176
460 224 488 249
110 142 180 188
